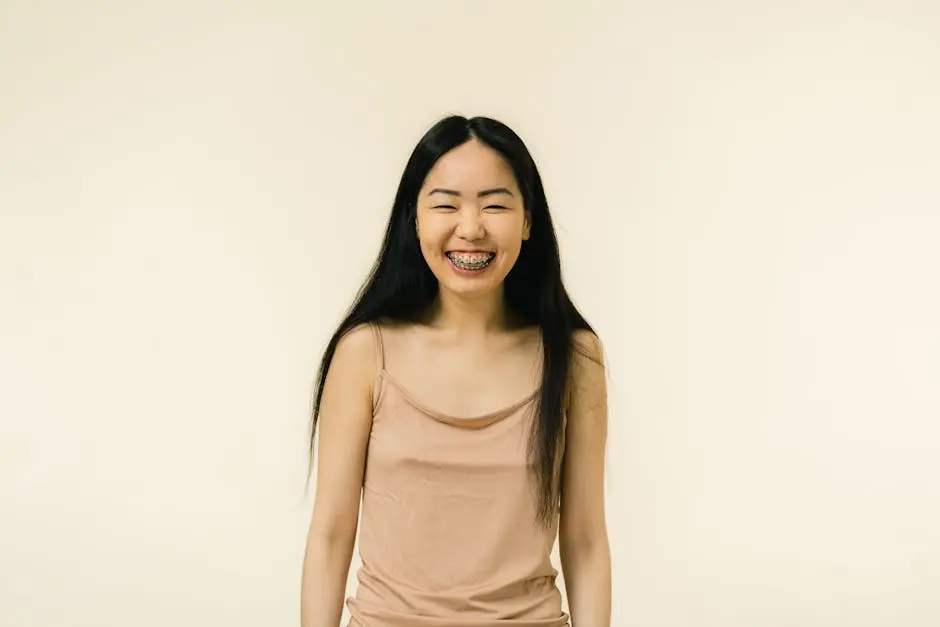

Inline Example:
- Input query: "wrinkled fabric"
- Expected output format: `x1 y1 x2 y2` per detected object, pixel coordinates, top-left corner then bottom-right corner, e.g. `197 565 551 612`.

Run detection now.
346 324 569 627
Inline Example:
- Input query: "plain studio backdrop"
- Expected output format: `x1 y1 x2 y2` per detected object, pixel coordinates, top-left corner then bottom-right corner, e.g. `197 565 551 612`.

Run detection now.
1 1 938 626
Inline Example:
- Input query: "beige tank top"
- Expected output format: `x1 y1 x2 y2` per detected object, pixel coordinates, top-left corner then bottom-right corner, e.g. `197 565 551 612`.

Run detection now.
345 322 569 627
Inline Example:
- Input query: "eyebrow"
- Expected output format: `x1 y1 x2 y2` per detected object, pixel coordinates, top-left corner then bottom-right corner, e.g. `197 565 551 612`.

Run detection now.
427 187 514 198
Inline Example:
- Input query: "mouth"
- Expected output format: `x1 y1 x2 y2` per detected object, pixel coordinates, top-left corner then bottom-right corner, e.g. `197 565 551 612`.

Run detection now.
445 251 496 272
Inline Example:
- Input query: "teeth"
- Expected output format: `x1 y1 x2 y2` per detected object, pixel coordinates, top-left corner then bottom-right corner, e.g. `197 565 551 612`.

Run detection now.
447 252 494 270
450 252 492 262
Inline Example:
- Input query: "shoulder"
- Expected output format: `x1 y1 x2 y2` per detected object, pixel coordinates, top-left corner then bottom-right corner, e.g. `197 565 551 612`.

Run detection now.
336 322 378 360
329 322 380 390
566 329 606 412
571 328 605 368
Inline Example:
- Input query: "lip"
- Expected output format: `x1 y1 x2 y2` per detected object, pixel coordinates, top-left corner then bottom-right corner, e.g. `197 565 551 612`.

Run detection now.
446 249 494 254
446 255 492 276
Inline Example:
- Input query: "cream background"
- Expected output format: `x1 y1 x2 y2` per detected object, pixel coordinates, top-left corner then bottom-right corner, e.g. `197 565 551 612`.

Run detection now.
2 1 939 626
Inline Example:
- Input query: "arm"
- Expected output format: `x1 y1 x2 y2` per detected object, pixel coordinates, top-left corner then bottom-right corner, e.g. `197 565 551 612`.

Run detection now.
301 325 377 627
559 330 612 627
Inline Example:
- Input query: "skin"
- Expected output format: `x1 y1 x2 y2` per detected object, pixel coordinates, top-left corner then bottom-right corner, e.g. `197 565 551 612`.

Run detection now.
561 330 612 627
300 138 611 627
416 137 530 328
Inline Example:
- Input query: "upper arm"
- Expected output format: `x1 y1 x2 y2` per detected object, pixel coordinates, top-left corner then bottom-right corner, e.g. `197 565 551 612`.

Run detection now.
308 323 377 544
560 329 609 551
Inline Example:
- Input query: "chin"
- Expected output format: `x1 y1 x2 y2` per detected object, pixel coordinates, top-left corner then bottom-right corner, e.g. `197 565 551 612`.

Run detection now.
439 280 499 297
436 272 504 298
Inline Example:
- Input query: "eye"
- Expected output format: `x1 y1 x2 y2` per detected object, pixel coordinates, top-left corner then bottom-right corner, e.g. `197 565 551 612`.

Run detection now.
484 205 509 211
432 204 457 210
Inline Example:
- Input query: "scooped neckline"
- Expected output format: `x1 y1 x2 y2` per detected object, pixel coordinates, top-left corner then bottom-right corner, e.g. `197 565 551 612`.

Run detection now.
377 369 538 428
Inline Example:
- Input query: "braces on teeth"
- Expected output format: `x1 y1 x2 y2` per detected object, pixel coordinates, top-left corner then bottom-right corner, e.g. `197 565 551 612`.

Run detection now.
448 253 494 270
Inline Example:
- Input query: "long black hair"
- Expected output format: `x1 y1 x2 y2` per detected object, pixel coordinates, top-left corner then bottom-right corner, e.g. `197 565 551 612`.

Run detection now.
309 114 595 525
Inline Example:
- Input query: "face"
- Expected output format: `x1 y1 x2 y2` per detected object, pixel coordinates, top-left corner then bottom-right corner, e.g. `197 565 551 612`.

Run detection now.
415 138 531 299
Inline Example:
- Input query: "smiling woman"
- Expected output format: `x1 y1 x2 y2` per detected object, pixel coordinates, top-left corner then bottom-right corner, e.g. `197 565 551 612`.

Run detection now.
301 115 611 627
418 142 531 293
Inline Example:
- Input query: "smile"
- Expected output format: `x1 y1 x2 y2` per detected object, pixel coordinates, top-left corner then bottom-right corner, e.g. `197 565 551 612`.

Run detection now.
445 251 495 271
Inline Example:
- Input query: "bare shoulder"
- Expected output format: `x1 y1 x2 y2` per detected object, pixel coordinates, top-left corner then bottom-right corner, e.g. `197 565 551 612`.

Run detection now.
571 328 605 368
327 322 379 399
335 322 378 360
567 329 606 414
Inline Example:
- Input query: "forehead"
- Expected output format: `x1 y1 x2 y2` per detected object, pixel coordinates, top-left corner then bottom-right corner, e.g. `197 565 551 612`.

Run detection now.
422 139 518 190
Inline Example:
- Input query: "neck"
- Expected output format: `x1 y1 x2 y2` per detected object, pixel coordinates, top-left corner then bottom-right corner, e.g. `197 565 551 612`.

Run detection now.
425 288 513 335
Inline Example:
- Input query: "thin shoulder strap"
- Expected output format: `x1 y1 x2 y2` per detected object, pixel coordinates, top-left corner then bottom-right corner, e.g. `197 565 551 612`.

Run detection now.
369 321 386 372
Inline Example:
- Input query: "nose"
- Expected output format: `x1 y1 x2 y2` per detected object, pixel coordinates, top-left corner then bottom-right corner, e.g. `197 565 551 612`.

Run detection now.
455 207 486 241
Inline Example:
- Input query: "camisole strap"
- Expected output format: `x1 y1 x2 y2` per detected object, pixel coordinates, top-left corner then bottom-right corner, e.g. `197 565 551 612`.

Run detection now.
368 322 387 411
369 321 385 372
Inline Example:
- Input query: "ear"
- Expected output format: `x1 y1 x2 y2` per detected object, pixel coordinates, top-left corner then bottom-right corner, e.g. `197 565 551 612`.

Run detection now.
522 212 531 240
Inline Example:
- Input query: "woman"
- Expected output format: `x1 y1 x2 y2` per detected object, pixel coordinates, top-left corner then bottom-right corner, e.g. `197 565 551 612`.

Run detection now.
301 115 611 627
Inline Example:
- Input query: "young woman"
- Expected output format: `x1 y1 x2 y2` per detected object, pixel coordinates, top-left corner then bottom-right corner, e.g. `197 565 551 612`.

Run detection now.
301 115 611 627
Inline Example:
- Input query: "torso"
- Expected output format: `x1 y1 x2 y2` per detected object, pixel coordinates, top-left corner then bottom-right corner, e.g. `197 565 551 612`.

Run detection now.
376 319 543 420
345 321 570 627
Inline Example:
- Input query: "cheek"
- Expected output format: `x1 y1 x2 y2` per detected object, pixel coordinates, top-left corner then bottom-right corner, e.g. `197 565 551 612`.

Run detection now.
417 227 446 258
492 223 526 255
417 215 455 249
499 243 523 265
